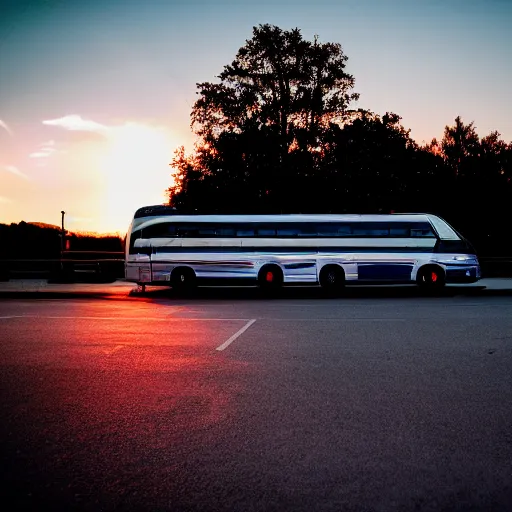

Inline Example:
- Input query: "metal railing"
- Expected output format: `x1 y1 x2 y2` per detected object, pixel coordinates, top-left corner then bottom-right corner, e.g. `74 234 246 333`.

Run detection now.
0 252 125 282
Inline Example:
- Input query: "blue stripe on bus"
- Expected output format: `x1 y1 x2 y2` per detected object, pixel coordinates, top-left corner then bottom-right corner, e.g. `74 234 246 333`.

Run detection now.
358 264 414 280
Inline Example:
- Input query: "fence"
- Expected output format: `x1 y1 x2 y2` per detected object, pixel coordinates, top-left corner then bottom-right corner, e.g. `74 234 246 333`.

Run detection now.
0 251 125 282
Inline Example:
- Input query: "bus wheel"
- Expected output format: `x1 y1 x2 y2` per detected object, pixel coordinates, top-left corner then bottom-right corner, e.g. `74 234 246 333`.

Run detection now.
416 265 446 289
171 267 196 292
258 264 283 291
320 264 345 294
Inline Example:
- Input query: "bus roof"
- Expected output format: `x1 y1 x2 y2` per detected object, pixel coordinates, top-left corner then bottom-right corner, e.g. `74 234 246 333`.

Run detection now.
132 208 434 230
133 206 435 223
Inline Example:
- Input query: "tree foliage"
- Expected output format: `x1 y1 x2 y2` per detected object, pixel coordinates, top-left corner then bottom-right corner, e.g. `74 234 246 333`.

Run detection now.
192 24 359 149
167 24 512 256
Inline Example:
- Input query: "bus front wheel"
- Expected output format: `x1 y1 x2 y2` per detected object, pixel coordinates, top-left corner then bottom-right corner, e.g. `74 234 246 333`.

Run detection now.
171 267 196 292
416 265 446 289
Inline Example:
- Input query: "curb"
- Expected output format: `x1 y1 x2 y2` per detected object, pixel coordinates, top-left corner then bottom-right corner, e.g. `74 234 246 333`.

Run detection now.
1 285 512 300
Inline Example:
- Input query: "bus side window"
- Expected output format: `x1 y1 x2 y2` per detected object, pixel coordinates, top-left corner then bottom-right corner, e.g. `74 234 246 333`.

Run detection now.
175 224 194 237
236 224 255 237
297 224 318 237
197 224 217 237
353 223 389 237
410 223 436 237
390 224 409 237
336 223 352 236
316 224 338 236
256 225 276 237
276 224 300 237
217 225 236 237
144 223 175 238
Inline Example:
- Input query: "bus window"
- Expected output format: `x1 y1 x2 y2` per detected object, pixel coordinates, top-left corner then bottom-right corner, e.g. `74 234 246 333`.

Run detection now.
353 223 390 237
256 225 276 237
236 225 255 237
277 225 300 237
295 224 317 237
144 222 176 237
316 224 339 236
336 224 352 236
389 224 409 237
410 223 436 237
217 225 236 237
175 224 199 237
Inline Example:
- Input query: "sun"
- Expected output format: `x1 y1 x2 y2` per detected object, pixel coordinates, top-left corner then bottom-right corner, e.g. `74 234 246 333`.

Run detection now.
98 123 175 233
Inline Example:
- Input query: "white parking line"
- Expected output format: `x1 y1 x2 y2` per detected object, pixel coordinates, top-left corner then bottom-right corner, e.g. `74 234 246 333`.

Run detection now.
216 319 257 352
104 345 125 355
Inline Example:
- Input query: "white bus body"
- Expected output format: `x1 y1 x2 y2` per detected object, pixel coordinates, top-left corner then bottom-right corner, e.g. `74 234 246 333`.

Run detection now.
125 207 481 290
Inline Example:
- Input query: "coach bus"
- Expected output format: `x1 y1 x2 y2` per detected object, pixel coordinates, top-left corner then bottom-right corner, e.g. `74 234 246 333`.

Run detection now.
125 206 480 292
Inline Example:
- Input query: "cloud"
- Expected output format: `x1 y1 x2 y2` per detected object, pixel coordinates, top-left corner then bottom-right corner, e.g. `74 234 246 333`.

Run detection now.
43 115 108 133
0 119 13 136
29 140 58 159
3 165 29 180
0 196 13 204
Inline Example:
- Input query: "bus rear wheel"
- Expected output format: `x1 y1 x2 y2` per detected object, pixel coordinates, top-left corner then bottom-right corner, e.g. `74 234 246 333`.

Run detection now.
171 267 196 292
320 264 345 294
258 264 283 291
416 265 445 289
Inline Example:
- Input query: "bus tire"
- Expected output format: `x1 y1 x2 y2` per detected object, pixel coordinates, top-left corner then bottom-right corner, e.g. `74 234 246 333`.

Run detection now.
258 264 283 291
319 264 345 294
416 265 446 289
171 267 196 292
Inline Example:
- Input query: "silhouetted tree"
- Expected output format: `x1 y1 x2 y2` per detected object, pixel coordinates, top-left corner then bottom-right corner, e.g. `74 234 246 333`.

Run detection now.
169 24 359 210
441 116 480 176
166 26 512 257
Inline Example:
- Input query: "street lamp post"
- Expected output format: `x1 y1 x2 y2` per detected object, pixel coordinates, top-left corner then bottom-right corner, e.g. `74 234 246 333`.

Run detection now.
60 211 66 273
61 211 66 254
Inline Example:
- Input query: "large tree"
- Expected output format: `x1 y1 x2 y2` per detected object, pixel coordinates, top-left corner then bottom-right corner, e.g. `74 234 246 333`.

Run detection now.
168 24 360 211
191 24 359 149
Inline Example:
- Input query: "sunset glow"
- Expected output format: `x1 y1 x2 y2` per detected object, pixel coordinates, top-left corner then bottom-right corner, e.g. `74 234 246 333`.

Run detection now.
0 117 178 235
99 123 175 234
1 0 511 234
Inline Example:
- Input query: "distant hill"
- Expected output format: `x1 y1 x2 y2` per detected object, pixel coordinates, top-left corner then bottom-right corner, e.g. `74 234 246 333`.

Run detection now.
27 222 61 230
0 221 123 259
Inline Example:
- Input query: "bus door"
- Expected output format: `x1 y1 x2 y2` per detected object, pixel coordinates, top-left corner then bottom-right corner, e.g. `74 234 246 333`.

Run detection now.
133 238 152 283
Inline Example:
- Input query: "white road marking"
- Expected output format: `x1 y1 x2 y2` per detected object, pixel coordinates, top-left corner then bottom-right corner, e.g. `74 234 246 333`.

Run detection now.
104 345 125 355
216 319 257 352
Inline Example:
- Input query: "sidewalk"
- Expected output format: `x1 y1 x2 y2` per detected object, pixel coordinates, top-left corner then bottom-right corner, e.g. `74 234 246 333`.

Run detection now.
0 279 137 299
0 278 512 299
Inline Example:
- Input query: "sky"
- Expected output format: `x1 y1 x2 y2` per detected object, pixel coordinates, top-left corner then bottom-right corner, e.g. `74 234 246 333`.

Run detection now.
0 0 511 234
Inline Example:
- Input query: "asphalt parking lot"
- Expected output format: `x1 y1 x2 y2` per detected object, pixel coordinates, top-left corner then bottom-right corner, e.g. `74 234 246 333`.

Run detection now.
1 280 511 511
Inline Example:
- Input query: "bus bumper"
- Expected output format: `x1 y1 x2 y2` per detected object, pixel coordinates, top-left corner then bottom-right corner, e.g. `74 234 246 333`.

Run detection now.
445 265 481 283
